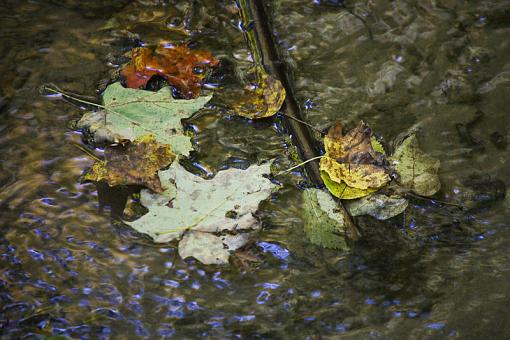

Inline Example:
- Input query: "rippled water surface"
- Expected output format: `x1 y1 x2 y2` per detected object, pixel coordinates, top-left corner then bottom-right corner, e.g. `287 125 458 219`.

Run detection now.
1 0 510 338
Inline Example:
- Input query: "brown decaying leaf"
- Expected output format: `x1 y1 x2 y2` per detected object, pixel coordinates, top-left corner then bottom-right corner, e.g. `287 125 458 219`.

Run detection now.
85 134 175 192
320 121 390 190
324 121 385 165
120 43 219 99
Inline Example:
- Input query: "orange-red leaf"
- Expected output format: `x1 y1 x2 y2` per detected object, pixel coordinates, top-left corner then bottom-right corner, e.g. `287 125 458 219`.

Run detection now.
120 44 219 99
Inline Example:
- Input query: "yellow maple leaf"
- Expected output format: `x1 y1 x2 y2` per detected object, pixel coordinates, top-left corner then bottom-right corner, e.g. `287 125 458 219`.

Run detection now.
320 121 389 197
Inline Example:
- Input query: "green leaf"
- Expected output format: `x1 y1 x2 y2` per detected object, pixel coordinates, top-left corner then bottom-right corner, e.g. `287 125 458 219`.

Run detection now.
302 188 348 250
77 82 212 156
127 161 278 262
346 194 408 220
390 135 441 196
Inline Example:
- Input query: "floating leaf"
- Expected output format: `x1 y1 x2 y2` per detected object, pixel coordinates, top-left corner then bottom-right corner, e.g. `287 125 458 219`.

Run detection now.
302 188 348 250
76 82 212 156
120 44 219 99
320 121 389 195
321 171 377 200
320 157 388 190
391 135 441 196
229 69 286 119
179 231 230 265
127 162 277 250
346 194 408 220
84 134 175 192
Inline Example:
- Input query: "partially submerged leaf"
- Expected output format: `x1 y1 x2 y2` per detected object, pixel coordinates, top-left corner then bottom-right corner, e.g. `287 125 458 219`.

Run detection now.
76 82 212 156
391 135 441 196
346 194 408 220
128 162 277 245
229 69 286 119
120 44 219 99
302 188 348 250
179 231 230 265
320 121 389 197
84 134 175 192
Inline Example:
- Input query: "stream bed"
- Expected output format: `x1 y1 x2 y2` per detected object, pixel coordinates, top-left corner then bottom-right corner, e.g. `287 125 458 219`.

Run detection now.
1 0 510 338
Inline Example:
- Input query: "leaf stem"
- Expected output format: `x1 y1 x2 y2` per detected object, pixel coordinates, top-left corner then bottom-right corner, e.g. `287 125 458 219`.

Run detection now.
406 192 464 209
280 113 323 134
43 86 105 109
275 155 324 176
71 142 104 163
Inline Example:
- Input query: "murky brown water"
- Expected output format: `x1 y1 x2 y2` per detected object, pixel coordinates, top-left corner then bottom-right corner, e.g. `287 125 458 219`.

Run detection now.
1 0 510 338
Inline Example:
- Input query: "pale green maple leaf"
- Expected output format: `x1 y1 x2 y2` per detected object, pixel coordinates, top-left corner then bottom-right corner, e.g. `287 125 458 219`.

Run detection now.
126 161 277 264
77 82 212 156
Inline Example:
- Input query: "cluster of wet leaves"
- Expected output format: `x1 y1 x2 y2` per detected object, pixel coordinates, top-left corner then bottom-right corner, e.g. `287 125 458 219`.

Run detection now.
46 0 451 263
71 42 288 264
304 121 440 250
67 35 446 260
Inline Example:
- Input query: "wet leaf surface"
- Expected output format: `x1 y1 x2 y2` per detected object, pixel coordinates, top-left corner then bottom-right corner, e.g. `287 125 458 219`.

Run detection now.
127 161 278 264
76 82 212 156
120 44 219 99
228 69 286 119
391 134 441 196
320 121 389 196
346 194 408 220
178 231 230 265
320 170 377 200
302 188 348 250
84 134 175 193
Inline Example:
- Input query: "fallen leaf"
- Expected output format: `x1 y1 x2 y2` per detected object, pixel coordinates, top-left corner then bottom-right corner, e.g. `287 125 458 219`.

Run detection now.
179 231 230 265
127 161 277 252
320 121 389 196
76 82 212 156
321 171 377 200
346 194 408 220
229 69 286 119
391 134 441 196
120 44 219 99
220 233 252 251
302 188 348 250
320 157 388 190
84 134 175 192
323 121 383 165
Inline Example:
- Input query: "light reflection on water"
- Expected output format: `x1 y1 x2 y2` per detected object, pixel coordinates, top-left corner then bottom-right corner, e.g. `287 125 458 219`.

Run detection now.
0 0 510 338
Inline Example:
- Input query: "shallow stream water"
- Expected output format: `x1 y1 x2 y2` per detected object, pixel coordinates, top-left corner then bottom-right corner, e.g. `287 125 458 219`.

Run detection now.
1 0 510 338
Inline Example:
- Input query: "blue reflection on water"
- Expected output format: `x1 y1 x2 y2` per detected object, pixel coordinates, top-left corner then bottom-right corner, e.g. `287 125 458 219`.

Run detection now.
256 291 270 304
256 242 290 260
427 322 445 330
